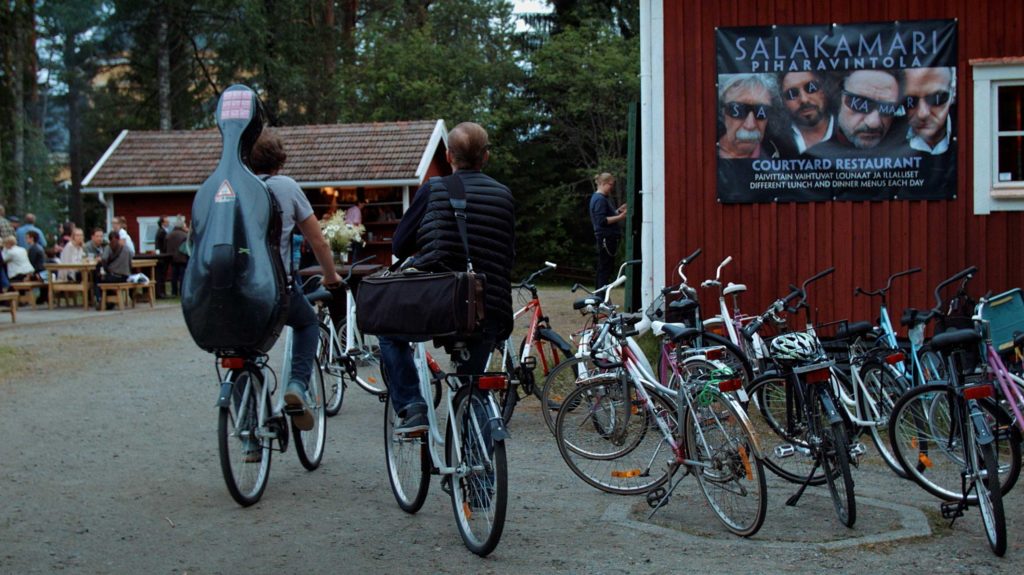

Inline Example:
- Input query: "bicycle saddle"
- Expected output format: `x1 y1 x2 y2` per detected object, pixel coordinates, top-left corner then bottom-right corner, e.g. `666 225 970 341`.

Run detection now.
835 320 874 340
305 288 333 305
669 298 699 314
573 296 600 310
659 323 701 343
929 328 982 353
723 282 747 296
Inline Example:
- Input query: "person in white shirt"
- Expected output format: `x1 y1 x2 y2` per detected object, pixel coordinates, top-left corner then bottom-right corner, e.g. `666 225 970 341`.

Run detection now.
112 216 136 255
2 235 35 281
59 228 86 281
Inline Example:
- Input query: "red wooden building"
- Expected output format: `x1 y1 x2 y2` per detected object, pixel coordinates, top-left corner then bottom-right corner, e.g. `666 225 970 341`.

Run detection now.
82 120 450 265
637 0 1024 325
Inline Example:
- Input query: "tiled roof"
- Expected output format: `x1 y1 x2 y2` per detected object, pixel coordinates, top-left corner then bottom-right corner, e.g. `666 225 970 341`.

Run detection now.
84 120 443 190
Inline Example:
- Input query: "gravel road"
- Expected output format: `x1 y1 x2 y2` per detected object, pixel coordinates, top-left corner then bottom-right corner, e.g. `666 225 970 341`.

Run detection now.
1 293 1022 574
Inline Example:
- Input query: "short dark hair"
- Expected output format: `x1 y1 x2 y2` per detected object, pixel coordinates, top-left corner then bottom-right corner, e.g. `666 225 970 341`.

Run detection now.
447 122 489 170
250 130 287 174
108 231 120 242
26 230 39 242
92 228 104 236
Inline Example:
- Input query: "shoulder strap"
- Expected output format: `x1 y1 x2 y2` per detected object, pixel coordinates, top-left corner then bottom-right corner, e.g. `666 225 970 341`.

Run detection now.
444 173 473 273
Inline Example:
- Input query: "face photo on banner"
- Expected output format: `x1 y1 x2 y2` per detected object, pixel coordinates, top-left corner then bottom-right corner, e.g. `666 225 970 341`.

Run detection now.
714 19 958 203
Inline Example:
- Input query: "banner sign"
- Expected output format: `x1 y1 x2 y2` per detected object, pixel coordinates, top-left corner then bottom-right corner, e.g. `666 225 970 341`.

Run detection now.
714 19 958 203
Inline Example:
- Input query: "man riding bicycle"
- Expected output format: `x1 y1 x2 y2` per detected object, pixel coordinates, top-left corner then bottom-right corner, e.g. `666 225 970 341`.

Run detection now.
249 130 343 433
380 122 516 434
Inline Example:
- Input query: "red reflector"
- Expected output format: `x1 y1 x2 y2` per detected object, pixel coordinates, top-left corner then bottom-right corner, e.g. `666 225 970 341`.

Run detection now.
709 325 725 336
221 357 245 369
804 367 831 384
478 375 508 390
426 353 441 374
705 348 724 360
718 378 742 393
885 352 906 365
964 385 994 400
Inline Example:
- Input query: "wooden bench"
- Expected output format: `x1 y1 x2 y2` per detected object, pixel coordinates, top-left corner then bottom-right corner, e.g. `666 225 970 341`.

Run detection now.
10 281 46 310
131 281 156 308
98 282 137 311
0 291 17 323
50 279 91 310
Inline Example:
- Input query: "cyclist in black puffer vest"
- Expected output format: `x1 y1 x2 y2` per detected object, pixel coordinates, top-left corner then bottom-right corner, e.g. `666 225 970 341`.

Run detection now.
380 122 516 434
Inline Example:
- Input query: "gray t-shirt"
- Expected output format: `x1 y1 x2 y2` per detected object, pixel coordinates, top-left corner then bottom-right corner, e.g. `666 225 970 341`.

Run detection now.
264 174 313 273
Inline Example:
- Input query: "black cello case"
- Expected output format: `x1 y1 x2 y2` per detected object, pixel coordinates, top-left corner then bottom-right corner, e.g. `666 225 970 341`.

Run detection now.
181 85 289 355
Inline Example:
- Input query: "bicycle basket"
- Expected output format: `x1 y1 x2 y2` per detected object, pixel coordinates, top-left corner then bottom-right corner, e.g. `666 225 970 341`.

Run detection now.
982 288 1024 353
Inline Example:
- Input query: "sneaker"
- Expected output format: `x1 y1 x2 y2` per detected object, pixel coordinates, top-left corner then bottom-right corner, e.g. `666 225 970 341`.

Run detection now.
394 411 429 435
284 381 314 431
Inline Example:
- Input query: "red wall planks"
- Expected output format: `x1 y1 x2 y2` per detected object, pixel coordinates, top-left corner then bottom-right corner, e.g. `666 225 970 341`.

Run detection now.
662 0 1024 326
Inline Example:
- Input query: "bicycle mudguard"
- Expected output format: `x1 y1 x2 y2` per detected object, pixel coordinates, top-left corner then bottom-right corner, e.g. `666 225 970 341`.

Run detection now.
216 380 234 408
970 404 996 446
816 388 843 424
536 327 573 355
182 85 289 355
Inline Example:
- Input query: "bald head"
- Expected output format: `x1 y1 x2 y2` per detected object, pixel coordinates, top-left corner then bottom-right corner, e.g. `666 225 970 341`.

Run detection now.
447 122 489 170
25 213 35 224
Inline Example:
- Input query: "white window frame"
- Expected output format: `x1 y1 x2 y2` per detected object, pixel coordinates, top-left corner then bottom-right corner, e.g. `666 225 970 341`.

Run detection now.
972 59 1024 214
137 216 161 254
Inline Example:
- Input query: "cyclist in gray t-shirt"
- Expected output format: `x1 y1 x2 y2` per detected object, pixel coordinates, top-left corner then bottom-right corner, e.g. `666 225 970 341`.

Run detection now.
249 130 343 431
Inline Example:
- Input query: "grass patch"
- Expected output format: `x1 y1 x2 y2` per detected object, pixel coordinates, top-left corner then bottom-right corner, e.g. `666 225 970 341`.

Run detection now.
0 345 37 383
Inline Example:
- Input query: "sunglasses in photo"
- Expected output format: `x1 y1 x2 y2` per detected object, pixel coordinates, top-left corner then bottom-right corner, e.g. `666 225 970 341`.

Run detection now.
783 81 820 101
841 91 905 117
904 91 952 110
723 102 772 120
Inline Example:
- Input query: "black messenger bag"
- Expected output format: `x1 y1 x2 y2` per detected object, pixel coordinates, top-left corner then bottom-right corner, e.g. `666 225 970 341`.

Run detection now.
356 174 485 341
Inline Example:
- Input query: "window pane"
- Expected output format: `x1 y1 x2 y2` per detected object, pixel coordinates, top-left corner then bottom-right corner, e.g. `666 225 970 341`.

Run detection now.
997 135 1024 182
998 85 1024 131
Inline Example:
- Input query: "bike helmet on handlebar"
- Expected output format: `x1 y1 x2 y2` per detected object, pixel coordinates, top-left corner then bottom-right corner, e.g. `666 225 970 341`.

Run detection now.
769 332 824 365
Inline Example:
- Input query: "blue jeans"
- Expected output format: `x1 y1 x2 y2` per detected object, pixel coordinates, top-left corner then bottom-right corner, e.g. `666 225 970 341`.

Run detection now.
287 280 319 388
380 335 495 417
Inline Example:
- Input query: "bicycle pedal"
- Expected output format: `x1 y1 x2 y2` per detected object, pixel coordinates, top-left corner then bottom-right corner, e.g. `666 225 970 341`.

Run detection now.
646 487 667 509
849 442 867 459
774 444 796 459
940 501 965 520
441 475 452 495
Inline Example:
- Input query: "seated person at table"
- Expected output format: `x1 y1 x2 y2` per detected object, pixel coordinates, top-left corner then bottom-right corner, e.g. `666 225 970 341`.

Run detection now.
2 235 35 282
84 228 107 258
93 232 132 308
59 228 86 281
26 230 49 304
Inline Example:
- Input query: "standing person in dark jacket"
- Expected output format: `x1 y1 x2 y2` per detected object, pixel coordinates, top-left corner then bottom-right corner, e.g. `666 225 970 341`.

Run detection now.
589 172 626 296
381 122 516 434
154 215 170 298
165 220 188 297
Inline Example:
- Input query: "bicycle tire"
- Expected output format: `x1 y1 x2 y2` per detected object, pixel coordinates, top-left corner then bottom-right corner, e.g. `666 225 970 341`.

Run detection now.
684 390 767 537
446 385 507 557
218 367 272 506
384 395 430 513
748 374 826 485
293 359 327 471
491 340 519 425
817 395 856 528
521 334 571 399
660 333 755 392
888 383 1022 501
554 377 672 495
856 362 909 478
318 322 345 417
540 356 608 435
973 432 1007 556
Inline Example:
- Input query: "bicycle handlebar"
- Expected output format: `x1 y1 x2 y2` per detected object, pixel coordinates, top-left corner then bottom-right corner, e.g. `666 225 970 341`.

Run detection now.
343 255 378 284
854 266 921 298
933 266 977 310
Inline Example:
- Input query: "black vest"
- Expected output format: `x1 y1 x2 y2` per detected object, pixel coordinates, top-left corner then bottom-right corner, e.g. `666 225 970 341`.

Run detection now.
415 171 515 339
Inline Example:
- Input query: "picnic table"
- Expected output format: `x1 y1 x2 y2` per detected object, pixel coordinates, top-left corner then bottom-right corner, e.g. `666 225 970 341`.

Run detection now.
44 261 96 310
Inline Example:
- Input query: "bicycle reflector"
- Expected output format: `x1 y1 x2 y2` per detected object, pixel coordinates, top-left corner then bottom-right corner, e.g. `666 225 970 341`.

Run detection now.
704 347 724 361
477 375 508 390
964 384 994 400
885 352 906 365
221 357 245 369
718 378 743 393
804 366 832 384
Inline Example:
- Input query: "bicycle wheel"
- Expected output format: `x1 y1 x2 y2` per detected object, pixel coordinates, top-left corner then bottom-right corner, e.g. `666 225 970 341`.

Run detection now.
490 340 519 425
293 359 327 471
540 356 607 434
972 430 1007 556
384 395 429 513
340 318 387 396
889 383 1022 501
857 362 909 478
554 377 673 495
816 392 856 527
218 367 272 506
521 334 571 398
748 374 826 485
684 390 767 537
318 322 345 417
660 333 755 391
446 385 507 557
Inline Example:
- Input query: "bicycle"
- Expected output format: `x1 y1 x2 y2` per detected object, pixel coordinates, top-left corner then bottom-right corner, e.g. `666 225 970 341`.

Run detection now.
490 262 574 423
315 256 388 418
215 285 330 506
888 270 1022 556
553 284 768 536
700 255 772 378
384 340 510 556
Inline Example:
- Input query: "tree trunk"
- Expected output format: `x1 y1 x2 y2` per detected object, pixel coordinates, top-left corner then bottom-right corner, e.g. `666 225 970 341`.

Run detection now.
65 32 84 226
157 3 172 130
11 12 25 213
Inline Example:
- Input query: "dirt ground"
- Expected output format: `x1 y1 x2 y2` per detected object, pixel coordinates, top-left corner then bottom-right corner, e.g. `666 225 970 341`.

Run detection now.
1 287 1023 574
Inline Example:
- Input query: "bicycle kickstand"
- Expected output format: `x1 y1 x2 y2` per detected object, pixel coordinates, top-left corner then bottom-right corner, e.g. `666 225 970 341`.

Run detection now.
939 474 971 526
785 459 822 507
646 464 688 519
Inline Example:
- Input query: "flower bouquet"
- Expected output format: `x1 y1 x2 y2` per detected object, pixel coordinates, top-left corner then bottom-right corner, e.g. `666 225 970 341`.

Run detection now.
320 211 365 256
